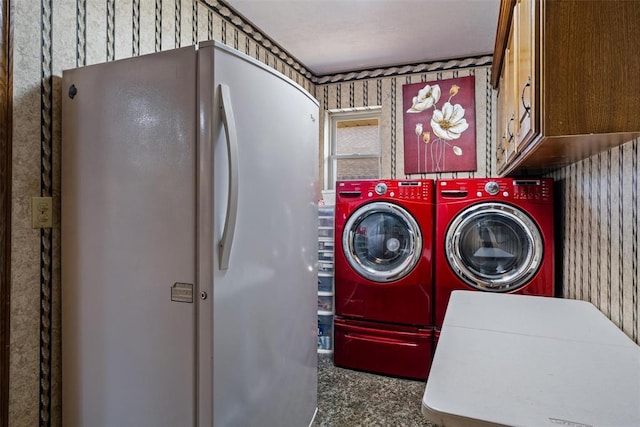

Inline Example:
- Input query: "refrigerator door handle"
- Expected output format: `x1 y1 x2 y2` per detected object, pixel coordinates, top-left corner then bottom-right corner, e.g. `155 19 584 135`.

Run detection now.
218 84 239 270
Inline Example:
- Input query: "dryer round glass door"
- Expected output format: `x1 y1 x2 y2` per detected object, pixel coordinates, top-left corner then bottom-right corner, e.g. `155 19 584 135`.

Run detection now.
343 202 422 283
445 202 543 291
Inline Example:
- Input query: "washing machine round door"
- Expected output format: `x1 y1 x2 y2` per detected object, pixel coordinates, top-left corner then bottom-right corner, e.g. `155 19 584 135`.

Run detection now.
343 202 422 283
445 202 543 291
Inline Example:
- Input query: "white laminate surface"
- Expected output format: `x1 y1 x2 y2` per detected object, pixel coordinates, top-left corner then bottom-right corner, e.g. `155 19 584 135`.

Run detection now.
422 291 640 427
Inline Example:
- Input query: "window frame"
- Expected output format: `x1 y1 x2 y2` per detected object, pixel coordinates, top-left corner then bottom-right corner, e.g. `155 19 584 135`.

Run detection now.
324 106 382 190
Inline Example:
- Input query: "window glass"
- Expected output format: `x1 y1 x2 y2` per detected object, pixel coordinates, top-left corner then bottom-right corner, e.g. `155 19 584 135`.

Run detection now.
336 158 380 181
325 108 381 189
336 120 379 155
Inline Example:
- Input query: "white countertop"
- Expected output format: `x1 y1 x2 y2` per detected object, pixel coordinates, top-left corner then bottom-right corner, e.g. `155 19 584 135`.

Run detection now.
422 291 640 427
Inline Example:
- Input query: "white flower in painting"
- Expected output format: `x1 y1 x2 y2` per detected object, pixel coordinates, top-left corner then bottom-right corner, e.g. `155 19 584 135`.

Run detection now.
406 84 441 113
430 102 469 141
415 123 423 136
452 146 463 155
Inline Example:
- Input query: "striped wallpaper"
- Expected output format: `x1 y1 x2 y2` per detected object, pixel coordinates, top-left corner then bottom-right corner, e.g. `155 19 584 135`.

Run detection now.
550 139 640 344
8 0 640 426
14 1 315 426
317 63 497 181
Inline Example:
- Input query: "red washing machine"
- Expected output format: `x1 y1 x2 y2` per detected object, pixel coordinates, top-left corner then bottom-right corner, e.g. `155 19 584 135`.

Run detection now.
434 178 555 329
333 179 435 379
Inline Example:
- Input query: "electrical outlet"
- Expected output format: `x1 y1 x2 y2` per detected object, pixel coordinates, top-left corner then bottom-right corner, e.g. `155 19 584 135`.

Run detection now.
32 196 53 228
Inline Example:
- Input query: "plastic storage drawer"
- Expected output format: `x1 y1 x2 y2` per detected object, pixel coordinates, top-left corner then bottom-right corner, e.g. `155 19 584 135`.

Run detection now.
318 249 333 263
318 274 333 292
319 205 335 216
318 294 333 312
318 238 334 251
318 226 334 238
317 313 333 351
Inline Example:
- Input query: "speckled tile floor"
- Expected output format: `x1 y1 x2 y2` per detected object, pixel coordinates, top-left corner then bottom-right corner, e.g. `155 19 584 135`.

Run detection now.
313 355 437 427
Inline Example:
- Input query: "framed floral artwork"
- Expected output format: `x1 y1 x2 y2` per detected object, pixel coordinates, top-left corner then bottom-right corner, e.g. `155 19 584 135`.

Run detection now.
402 75 476 174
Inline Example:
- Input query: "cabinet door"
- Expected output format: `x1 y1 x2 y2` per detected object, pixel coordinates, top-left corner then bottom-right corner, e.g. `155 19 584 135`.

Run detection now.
515 0 537 151
504 28 518 165
496 74 507 172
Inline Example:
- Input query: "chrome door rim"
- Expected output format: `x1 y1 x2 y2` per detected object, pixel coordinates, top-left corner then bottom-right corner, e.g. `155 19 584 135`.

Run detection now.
343 202 422 283
445 202 543 291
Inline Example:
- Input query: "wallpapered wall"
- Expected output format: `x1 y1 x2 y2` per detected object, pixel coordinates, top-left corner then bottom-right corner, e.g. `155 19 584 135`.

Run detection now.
11 0 314 425
317 63 497 181
9 0 640 426
550 140 640 344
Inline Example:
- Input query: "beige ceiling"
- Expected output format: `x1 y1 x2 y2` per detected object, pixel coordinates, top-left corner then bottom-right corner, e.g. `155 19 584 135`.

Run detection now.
224 0 501 76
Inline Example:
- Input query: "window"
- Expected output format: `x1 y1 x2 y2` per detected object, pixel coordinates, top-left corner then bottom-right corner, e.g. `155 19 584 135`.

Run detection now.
324 107 382 189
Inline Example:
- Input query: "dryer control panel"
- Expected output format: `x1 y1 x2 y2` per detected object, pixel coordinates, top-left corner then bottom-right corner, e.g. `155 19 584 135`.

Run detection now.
438 178 553 203
512 179 553 202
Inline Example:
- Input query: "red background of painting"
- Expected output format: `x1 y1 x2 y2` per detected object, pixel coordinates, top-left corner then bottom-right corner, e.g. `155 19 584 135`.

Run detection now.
402 75 476 174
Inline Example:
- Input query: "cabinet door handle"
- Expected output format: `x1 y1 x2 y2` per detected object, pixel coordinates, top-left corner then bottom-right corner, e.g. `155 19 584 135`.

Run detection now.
520 76 531 118
508 114 515 142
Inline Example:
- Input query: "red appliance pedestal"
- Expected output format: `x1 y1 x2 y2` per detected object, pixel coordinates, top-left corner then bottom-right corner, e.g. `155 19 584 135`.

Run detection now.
334 317 434 380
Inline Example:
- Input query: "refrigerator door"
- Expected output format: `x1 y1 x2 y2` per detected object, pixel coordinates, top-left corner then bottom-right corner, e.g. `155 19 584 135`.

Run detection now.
62 47 198 427
197 42 319 427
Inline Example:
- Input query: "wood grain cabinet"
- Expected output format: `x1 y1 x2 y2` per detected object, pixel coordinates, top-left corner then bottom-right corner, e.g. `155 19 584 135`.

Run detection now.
492 0 640 176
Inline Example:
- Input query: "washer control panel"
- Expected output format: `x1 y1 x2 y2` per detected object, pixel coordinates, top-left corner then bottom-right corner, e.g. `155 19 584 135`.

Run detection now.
337 180 432 200
438 178 553 202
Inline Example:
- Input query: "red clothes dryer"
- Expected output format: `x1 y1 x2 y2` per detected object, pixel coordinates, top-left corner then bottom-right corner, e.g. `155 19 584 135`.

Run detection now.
333 179 435 379
434 178 555 328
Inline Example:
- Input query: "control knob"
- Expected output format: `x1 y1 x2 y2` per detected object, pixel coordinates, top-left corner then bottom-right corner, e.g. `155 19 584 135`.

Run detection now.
484 181 500 195
375 182 388 195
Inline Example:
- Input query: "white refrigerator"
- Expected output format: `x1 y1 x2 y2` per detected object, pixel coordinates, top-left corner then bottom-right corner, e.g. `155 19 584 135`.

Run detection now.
61 41 319 427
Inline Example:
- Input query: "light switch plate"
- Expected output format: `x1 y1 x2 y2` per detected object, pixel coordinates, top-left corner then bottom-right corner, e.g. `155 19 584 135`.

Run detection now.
32 196 53 228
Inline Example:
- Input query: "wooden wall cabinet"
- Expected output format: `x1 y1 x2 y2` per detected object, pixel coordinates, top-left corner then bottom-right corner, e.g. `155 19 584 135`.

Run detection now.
492 0 640 176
